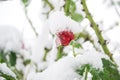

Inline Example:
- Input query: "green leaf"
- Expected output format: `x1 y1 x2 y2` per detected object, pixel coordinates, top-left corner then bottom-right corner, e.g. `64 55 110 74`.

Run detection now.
76 58 120 80
76 64 91 76
0 63 16 80
64 0 84 22
64 0 71 16
71 13 83 22
70 1 76 13
70 40 82 48
9 52 17 66
90 68 101 80
0 50 7 63
23 59 31 66
0 71 16 80
64 0 77 16
101 58 120 80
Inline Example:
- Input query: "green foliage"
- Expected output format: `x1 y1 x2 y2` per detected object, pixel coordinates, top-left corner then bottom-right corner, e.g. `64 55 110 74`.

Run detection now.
76 64 91 76
70 40 82 48
0 50 17 80
9 52 17 66
64 0 71 16
70 1 76 13
0 64 16 80
0 50 7 63
64 0 83 22
0 70 16 80
23 59 31 66
90 68 101 80
76 58 120 80
71 13 83 22
56 45 64 61
0 50 17 67
64 0 76 15
99 58 120 80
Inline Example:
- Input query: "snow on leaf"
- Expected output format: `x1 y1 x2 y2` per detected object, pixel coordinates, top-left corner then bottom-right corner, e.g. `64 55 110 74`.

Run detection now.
0 63 16 80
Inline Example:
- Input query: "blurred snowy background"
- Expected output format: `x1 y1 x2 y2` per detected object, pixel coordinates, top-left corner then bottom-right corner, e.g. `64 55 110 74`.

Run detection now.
0 0 120 80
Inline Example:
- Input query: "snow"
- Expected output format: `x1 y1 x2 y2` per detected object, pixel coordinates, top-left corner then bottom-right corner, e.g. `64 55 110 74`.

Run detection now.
0 77 5 80
30 25 49 63
27 56 81 80
27 50 109 80
49 0 65 10
113 53 120 67
0 63 16 79
0 25 23 53
48 11 83 34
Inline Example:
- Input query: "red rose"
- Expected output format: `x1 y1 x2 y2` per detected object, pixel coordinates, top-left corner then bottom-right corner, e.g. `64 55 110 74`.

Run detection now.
57 30 74 46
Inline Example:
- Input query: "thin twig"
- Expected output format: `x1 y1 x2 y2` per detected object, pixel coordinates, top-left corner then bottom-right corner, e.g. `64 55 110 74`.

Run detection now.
43 0 54 10
42 0 54 18
110 0 120 18
72 46 76 57
24 7 38 37
75 32 101 52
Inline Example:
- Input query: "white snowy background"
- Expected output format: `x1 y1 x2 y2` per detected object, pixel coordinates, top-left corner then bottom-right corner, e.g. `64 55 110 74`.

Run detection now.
0 0 120 44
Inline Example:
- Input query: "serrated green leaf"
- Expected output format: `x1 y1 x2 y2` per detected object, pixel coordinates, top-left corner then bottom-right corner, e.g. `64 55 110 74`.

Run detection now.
9 52 17 66
71 13 83 22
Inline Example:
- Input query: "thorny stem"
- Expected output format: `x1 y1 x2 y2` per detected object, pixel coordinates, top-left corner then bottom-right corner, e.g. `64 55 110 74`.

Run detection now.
81 0 114 62
24 7 38 37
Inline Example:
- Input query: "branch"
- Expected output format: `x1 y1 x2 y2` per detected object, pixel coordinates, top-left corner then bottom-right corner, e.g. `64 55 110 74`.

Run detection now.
42 0 54 18
43 0 54 10
75 32 101 52
81 0 114 61
24 7 38 37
